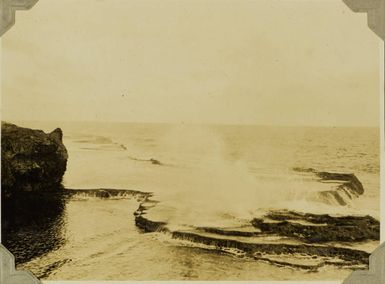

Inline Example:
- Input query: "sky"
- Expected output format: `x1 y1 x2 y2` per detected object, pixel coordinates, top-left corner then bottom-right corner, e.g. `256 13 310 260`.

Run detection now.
1 0 382 126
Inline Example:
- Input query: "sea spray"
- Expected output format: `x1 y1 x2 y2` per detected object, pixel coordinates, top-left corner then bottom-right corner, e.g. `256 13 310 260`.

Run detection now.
137 124 363 229
10 122 379 280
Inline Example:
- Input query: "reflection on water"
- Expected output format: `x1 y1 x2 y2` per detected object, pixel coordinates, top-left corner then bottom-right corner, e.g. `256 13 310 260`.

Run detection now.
3 122 380 281
9 194 367 281
1 186 67 265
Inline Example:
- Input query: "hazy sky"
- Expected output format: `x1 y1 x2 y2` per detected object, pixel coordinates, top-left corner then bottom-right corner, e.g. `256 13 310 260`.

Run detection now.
1 0 382 126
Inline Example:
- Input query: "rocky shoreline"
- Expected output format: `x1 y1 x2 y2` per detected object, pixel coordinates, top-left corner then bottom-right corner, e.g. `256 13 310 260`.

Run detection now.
8 185 376 271
251 211 379 243
134 203 376 271
1 122 379 273
133 184 379 271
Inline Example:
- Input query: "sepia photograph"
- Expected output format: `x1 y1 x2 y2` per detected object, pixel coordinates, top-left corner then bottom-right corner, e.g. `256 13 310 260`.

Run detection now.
1 0 383 282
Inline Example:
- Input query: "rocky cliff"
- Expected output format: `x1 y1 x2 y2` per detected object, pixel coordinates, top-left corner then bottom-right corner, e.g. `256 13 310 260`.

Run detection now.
1 122 68 196
1 122 69 264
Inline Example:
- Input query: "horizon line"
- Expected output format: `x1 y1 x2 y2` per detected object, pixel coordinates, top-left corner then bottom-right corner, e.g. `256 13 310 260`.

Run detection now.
2 119 380 129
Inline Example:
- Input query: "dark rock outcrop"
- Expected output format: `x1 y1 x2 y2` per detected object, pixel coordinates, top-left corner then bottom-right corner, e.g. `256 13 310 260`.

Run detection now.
197 227 259 237
1 122 68 265
1 122 68 196
316 171 364 198
67 188 151 201
135 215 168 233
251 210 379 243
292 167 365 205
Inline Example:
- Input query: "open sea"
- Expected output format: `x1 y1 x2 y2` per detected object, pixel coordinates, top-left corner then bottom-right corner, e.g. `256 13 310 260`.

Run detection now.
11 121 380 281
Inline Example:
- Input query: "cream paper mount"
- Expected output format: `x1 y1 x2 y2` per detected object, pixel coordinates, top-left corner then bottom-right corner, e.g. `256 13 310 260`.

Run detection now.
343 0 385 40
342 242 385 284
0 244 42 284
0 0 38 36
0 0 384 283
3 0 384 39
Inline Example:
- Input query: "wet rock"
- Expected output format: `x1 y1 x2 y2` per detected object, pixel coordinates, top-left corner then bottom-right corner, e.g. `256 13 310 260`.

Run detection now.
95 190 111 198
150 158 162 165
293 167 365 205
170 230 370 265
318 190 348 206
127 155 163 165
197 227 259 237
265 210 379 226
67 188 152 201
251 210 379 243
316 171 364 196
135 215 168 233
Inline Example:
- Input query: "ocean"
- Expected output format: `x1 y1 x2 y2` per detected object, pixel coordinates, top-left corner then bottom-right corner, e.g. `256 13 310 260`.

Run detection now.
11 121 380 281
